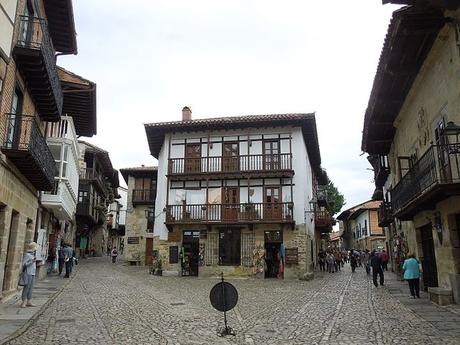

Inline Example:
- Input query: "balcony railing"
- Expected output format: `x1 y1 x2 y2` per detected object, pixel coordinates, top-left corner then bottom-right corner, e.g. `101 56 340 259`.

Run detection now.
132 189 156 204
168 154 292 176
1 114 56 190
315 210 333 230
392 144 460 218
79 168 108 195
165 202 294 224
45 116 78 143
378 201 393 227
13 16 63 121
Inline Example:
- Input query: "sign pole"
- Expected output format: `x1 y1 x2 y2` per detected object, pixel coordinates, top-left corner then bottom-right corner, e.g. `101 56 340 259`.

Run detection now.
221 272 229 334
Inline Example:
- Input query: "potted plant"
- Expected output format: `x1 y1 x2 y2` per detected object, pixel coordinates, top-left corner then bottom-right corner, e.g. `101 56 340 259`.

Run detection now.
156 257 163 276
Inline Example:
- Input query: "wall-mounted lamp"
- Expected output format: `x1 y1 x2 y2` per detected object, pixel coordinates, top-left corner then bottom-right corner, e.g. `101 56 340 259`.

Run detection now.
433 212 443 244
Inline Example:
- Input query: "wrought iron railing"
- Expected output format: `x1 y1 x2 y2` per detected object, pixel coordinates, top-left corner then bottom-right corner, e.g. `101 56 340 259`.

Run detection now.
378 201 393 227
166 202 294 223
79 168 109 195
168 153 292 175
15 15 63 116
392 144 460 214
132 189 156 203
1 114 56 185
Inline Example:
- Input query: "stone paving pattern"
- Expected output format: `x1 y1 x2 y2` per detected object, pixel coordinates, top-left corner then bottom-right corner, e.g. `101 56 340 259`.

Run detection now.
3 258 460 345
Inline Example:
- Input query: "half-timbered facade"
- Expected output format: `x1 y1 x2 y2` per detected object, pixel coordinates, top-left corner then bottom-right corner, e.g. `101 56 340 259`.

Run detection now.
145 108 328 279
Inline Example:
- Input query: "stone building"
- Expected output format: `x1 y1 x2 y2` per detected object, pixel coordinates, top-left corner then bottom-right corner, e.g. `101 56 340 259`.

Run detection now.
337 201 387 253
144 108 330 279
120 166 157 265
76 141 119 257
0 0 96 298
362 2 460 303
107 186 127 253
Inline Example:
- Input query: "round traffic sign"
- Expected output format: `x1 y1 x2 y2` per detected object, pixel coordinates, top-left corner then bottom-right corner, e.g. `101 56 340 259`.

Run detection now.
209 281 238 312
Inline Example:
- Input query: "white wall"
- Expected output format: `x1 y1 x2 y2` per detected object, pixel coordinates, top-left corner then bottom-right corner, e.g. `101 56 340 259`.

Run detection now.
154 135 171 240
0 0 17 59
291 127 313 231
355 211 370 239
118 187 128 225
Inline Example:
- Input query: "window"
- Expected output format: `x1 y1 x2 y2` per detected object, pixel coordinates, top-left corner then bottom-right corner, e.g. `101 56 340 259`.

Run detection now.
78 191 88 203
364 220 368 236
61 145 69 178
219 228 241 266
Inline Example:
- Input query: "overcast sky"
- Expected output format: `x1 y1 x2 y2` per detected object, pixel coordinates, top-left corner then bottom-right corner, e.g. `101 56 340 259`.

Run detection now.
58 0 401 213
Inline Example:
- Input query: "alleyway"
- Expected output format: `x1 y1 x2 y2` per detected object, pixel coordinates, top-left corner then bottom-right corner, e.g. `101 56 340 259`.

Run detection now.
3 258 460 345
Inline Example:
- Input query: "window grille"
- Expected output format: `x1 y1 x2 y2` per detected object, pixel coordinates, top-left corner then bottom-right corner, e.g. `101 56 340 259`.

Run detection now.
241 231 255 267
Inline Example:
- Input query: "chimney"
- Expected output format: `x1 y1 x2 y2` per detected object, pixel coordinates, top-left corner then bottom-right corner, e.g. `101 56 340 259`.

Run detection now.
182 106 192 121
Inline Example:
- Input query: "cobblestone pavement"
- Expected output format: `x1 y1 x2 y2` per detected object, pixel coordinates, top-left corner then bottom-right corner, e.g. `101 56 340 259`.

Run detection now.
4 258 460 345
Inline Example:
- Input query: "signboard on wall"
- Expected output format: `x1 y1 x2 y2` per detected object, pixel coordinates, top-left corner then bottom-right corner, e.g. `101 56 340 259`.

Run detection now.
285 248 298 265
35 229 49 263
127 237 140 245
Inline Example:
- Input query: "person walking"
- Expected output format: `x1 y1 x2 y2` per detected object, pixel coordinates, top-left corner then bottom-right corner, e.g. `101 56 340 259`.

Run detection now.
381 249 389 271
370 250 384 287
318 250 326 272
63 243 73 278
111 247 118 263
20 242 38 308
403 253 421 298
364 250 371 275
350 250 357 273
57 243 65 276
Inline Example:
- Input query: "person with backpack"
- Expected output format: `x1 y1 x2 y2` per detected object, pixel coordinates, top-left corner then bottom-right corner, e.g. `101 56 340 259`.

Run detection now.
380 249 389 271
370 250 384 287
111 247 118 263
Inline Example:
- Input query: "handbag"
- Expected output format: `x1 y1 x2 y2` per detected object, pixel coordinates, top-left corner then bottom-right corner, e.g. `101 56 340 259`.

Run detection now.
18 266 28 287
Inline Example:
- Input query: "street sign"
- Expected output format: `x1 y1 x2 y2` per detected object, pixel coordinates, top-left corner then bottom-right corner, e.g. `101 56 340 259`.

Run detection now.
209 273 238 336
210 282 238 312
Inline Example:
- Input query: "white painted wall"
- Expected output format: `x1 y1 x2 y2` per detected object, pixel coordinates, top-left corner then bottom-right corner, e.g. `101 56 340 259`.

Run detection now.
0 0 17 59
355 211 370 239
154 135 171 240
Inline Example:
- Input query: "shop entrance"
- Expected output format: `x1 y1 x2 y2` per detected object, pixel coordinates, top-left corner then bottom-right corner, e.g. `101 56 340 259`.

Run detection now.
264 230 283 278
182 231 200 277
420 223 438 290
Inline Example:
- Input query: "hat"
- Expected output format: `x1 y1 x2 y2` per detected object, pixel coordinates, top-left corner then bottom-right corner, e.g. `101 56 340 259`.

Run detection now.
26 242 38 252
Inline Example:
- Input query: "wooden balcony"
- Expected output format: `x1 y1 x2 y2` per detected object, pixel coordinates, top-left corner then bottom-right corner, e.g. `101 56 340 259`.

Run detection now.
79 168 108 196
1 114 56 190
132 189 156 205
315 210 333 232
13 16 63 121
165 202 294 227
391 144 460 220
378 202 393 227
316 186 329 207
375 155 390 188
168 153 293 180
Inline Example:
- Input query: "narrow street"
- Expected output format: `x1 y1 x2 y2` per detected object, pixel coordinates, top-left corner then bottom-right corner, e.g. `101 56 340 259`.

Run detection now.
4 258 460 345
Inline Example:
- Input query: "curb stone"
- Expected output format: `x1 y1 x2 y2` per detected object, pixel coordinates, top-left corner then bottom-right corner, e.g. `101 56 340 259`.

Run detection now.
0 268 78 345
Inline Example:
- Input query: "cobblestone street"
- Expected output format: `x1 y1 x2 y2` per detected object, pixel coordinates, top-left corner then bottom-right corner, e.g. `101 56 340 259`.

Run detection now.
4 258 460 345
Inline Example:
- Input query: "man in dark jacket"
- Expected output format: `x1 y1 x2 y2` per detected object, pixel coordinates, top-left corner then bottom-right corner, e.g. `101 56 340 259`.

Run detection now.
58 242 65 276
370 250 384 287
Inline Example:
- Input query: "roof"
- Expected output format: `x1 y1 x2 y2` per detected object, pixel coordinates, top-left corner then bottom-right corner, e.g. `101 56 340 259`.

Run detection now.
361 6 446 154
145 113 323 173
382 0 460 9
58 66 97 137
120 166 158 185
44 0 77 54
336 200 382 221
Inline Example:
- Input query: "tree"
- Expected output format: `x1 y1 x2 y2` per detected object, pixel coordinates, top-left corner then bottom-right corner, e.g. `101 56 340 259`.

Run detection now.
324 180 345 216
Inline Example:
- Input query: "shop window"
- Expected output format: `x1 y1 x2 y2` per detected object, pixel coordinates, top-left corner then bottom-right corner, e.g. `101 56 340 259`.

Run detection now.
219 228 241 266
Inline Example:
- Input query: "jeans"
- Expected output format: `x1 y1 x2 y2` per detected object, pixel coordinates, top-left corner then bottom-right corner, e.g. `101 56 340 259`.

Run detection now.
382 261 388 271
373 267 384 287
408 278 420 297
64 260 71 278
21 274 34 301
58 258 64 275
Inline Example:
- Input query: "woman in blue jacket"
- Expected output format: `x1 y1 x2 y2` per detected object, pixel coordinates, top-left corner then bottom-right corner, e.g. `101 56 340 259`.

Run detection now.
403 253 421 298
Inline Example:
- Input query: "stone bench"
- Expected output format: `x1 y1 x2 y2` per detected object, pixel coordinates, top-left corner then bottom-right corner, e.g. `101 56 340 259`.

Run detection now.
427 287 453 306
127 260 142 266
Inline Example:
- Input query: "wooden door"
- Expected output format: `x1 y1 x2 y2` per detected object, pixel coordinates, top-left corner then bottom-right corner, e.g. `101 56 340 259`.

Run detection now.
420 224 438 290
263 140 280 170
185 144 201 173
264 187 281 220
222 187 239 221
145 238 154 265
222 142 239 172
